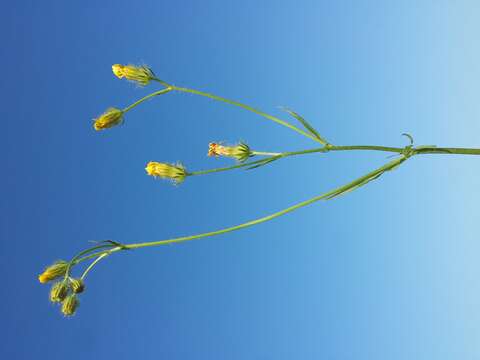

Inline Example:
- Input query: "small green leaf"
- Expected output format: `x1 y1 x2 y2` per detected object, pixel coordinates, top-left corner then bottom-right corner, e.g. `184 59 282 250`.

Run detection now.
326 171 384 200
280 107 328 145
325 157 407 200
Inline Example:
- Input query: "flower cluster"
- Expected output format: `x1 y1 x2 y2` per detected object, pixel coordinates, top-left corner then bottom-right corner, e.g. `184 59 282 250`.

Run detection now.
40 63 279 317
38 261 85 316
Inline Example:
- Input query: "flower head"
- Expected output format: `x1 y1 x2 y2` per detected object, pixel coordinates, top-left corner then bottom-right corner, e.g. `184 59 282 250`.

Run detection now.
208 142 252 162
69 278 85 294
49 281 69 303
61 294 79 317
111 64 155 86
38 260 68 284
145 162 187 184
93 107 124 131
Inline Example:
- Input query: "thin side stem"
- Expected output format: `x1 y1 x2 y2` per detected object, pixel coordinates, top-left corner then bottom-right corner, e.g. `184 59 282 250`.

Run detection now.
125 156 407 250
81 253 109 280
189 145 407 177
64 244 114 278
188 157 279 176
123 88 172 113
251 151 282 156
189 148 325 176
166 84 324 144
73 247 122 266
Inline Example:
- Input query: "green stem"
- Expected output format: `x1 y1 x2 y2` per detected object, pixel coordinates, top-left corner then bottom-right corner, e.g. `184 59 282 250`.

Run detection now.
251 151 282 156
161 82 323 144
189 148 327 177
80 253 109 280
330 145 404 153
64 244 114 278
414 147 480 155
187 144 480 178
332 145 480 155
73 247 122 266
123 87 172 113
71 144 480 266
125 156 407 250
188 156 279 176
189 145 408 177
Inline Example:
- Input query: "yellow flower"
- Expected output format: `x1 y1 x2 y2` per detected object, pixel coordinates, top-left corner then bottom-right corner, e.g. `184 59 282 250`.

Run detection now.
111 64 154 86
112 64 124 78
61 294 79 317
93 107 124 131
69 278 85 294
38 260 68 284
208 142 252 162
49 281 69 303
145 162 187 184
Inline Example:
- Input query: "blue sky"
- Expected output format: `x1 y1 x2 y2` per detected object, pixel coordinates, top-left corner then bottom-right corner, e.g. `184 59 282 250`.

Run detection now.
2 1 480 359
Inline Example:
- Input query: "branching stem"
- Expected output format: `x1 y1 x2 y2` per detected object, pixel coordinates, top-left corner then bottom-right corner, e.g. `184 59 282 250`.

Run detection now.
72 80 480 271
124 155 408 250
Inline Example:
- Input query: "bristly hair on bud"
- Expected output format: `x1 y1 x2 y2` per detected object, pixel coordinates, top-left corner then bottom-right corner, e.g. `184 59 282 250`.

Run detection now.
93 107 124 131
145 161 187 184
49 281 70 303
61 294 79 317
38 260 68 284
111 64 155 86
208 142 252 162
69 278 85 294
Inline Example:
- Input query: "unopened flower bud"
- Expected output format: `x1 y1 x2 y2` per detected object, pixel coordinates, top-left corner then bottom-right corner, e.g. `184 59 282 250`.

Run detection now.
112 64 155 86
61 294 79 317
93 107 124 131
49 281 69 303
69 278 85 294
38 260 68 284
208 142 252 162
145 162 187 184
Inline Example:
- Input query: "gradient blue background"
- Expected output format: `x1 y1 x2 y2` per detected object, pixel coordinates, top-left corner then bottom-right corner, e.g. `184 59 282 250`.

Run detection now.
2 1 480 359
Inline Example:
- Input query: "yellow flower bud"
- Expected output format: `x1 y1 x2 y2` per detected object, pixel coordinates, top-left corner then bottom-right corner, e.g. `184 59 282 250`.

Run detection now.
111 64 154 86
49 281 69 303
208 142 252 162
112 64 124 78
61 294 79 317
145 162 187 184
93 107 124 131
38 260 68 284
69 278 85 294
